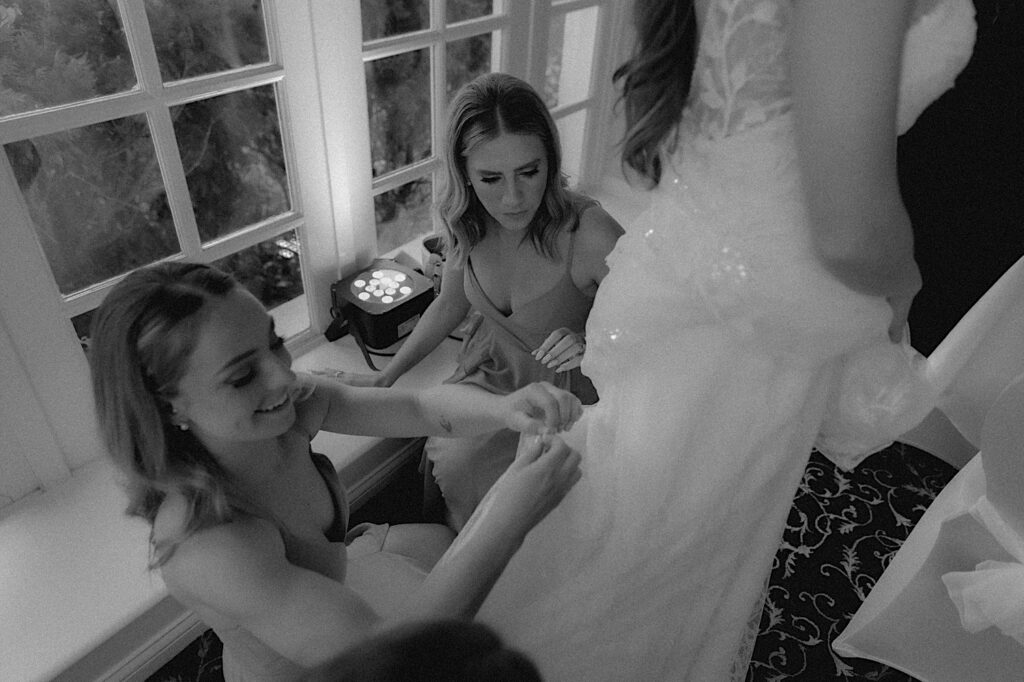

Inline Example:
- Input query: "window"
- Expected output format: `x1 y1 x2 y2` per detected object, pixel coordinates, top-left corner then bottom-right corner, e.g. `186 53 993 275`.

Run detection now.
0 0 624 510
0 0 367 506
361 0 503 255
360 0 620 256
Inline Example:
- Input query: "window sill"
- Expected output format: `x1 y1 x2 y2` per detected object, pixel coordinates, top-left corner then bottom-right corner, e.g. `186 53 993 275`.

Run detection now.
0 335 459 682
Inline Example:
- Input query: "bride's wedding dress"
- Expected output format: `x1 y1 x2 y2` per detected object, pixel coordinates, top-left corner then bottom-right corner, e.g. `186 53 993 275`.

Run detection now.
475 1 977 679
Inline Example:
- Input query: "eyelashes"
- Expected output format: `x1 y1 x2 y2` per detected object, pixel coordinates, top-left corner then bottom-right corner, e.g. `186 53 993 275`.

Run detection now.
228 336 286 388
478 169 541 184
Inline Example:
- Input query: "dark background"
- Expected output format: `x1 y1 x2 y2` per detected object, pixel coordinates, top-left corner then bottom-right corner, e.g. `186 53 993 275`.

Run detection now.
901 0 1024 354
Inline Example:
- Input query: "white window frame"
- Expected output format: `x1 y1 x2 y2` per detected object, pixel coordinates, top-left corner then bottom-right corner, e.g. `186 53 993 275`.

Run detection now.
0 0 624 510
362 0 623 253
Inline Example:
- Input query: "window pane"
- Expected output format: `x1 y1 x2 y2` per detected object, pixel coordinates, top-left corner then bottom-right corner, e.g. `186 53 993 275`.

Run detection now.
361 0 429 41
366 50 431 178
171 85 291 242
214 230 305 313
446 33 491 102
0 0 136 117
374 177 432 254
4 117 178 294
556 109 586 185
543 7 598 109
144 0 270 82
447 0 493 24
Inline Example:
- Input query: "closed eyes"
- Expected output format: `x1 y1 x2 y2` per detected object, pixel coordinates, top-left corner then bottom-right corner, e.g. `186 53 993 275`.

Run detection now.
479 168 541 184
227 334 286 388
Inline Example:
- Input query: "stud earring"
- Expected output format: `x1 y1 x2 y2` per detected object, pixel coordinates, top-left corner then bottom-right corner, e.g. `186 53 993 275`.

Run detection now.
170 408 189 431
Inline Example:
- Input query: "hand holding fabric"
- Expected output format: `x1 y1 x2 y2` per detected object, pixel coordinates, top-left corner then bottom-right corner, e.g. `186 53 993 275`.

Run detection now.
533 328 586 373
501 381 582 435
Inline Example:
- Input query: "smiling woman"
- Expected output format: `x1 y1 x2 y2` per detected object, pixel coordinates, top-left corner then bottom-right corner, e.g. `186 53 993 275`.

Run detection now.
85 259 584 681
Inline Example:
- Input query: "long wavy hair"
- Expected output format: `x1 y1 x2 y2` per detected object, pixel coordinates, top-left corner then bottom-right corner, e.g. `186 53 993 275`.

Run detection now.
613 0 698 187
89 261 247 567
437 72 574 266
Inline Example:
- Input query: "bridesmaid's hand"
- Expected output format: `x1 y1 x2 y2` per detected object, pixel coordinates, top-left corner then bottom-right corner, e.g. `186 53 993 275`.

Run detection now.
482 433 583 536
533 328 586 372
502 381 582 435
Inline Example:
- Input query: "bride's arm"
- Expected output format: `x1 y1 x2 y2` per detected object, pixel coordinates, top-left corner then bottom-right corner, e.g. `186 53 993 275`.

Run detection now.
790 0 921 339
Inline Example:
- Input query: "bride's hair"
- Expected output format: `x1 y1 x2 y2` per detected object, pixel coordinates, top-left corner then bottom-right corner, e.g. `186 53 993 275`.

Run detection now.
437 72 573 266
613 0 698 187
89 262 250 567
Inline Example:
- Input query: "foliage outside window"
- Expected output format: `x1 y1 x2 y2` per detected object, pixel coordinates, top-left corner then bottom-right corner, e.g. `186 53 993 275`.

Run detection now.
361 0 494 254
1 0 304 344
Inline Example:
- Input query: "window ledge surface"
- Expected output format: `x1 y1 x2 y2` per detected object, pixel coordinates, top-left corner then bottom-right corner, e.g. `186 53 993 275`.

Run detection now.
0 335 458 682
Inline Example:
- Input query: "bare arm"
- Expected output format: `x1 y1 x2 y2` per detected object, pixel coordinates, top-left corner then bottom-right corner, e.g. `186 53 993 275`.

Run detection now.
572 204 626 295
296 373 581 439
160 436 580 669
377 261 472 386
791 0 921 337
403 434 581 619
535 204 625 371
159 517 380 668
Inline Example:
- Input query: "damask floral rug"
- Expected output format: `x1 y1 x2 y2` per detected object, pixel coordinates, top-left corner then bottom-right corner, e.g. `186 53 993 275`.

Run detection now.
149 443 955 681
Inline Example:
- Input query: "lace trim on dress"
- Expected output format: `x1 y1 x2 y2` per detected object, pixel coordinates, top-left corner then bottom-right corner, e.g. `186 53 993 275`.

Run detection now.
687 0 792 139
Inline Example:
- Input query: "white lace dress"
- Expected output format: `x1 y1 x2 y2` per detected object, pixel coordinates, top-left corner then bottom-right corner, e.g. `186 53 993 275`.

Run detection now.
475 1 976 679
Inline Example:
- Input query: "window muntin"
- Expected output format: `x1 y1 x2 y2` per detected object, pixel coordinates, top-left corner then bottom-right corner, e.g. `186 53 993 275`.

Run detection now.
556 107 587 184
0 0 622 510
361 1 501 256
543 5 598 110
1 0 306 330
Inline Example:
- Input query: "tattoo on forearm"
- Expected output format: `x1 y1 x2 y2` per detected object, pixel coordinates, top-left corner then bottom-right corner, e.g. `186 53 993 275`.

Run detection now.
439 416 453 434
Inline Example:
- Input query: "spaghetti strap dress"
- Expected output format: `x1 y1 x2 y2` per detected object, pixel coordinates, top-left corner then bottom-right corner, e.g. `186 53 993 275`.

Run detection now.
424 195 600 529
213 452 429 681
475 1 977 680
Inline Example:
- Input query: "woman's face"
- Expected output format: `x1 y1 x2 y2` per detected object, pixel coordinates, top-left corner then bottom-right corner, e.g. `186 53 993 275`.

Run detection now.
168 288 297 454
465 132 549 232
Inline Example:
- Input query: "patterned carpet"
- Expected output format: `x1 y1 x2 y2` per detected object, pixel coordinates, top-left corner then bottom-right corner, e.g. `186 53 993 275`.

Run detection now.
149 442 956 681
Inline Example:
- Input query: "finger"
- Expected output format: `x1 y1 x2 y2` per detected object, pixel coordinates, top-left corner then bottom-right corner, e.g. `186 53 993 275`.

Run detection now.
533 330 563 358
521 384 563 433
560 448 583 479
533 328 573 360
538 336 577 366
545 390 581 432
515 433 548 463
507 407 547 435
554 354 583 373
564 394 582 431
